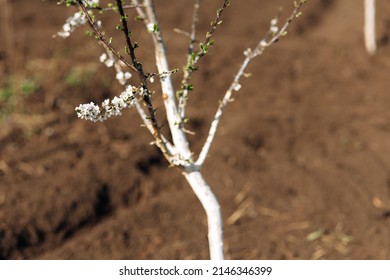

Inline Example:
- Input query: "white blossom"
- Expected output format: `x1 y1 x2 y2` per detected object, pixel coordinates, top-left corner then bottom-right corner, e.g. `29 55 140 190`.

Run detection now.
122 85 137 99
243 48 252 56
57 1 100 38
75 85 138 122
270 25 278 33
233 83 241 91
63 23 71 32
85 0 99 6
99 53 115 67
75 102 101 122
259 40 267 47
57 11 87 38
269 17 279 34
116 71 132 85
147 23 155 33
99 53 107 62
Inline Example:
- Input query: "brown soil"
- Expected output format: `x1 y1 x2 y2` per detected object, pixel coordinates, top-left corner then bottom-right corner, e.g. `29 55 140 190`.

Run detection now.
2 0 390 260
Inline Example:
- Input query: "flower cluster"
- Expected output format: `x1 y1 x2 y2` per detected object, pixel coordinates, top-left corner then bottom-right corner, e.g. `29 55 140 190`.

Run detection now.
75 85 142 122
84 0 99 6
57 12 87 38
269 18 279 34
116 71 132 85
99 53 115 67
99 53 132 85
57 0 101 38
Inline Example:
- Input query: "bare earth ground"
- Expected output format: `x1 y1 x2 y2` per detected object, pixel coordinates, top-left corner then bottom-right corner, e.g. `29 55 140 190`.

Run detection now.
1 0 390 259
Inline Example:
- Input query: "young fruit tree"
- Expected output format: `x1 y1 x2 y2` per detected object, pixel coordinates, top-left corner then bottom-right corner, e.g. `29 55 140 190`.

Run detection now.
55 0 306 260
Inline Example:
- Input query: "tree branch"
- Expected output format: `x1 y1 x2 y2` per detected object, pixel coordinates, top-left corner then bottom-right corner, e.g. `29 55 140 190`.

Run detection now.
142 0 193 163
197 0 307 165
177 0 201 125
115 0 173 163
178 0 230 126
76 0 137 72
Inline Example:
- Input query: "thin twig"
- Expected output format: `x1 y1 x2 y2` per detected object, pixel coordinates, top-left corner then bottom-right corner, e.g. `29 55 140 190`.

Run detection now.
196 0 307 165
193 0 230 64
177 0 230 126
76 0 137 72
173 28 191 37
58 0 142 10
177 0 201 126
188 0 200 63
116 0 140 68
134 100 176 156
100 4 144 11
131 0 147 21
115 0 172 161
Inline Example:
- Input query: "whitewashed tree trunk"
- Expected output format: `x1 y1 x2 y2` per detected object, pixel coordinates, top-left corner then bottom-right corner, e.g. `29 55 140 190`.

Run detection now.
143 0 224 260
364 0 376 55
183 170 224 260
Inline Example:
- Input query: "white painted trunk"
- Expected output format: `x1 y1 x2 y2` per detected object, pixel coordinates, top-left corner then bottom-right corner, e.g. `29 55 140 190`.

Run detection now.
364 0 376 55
183 170 224 260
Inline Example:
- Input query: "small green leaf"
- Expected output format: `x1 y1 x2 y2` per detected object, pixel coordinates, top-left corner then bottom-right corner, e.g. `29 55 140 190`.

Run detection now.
207 39 215 46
